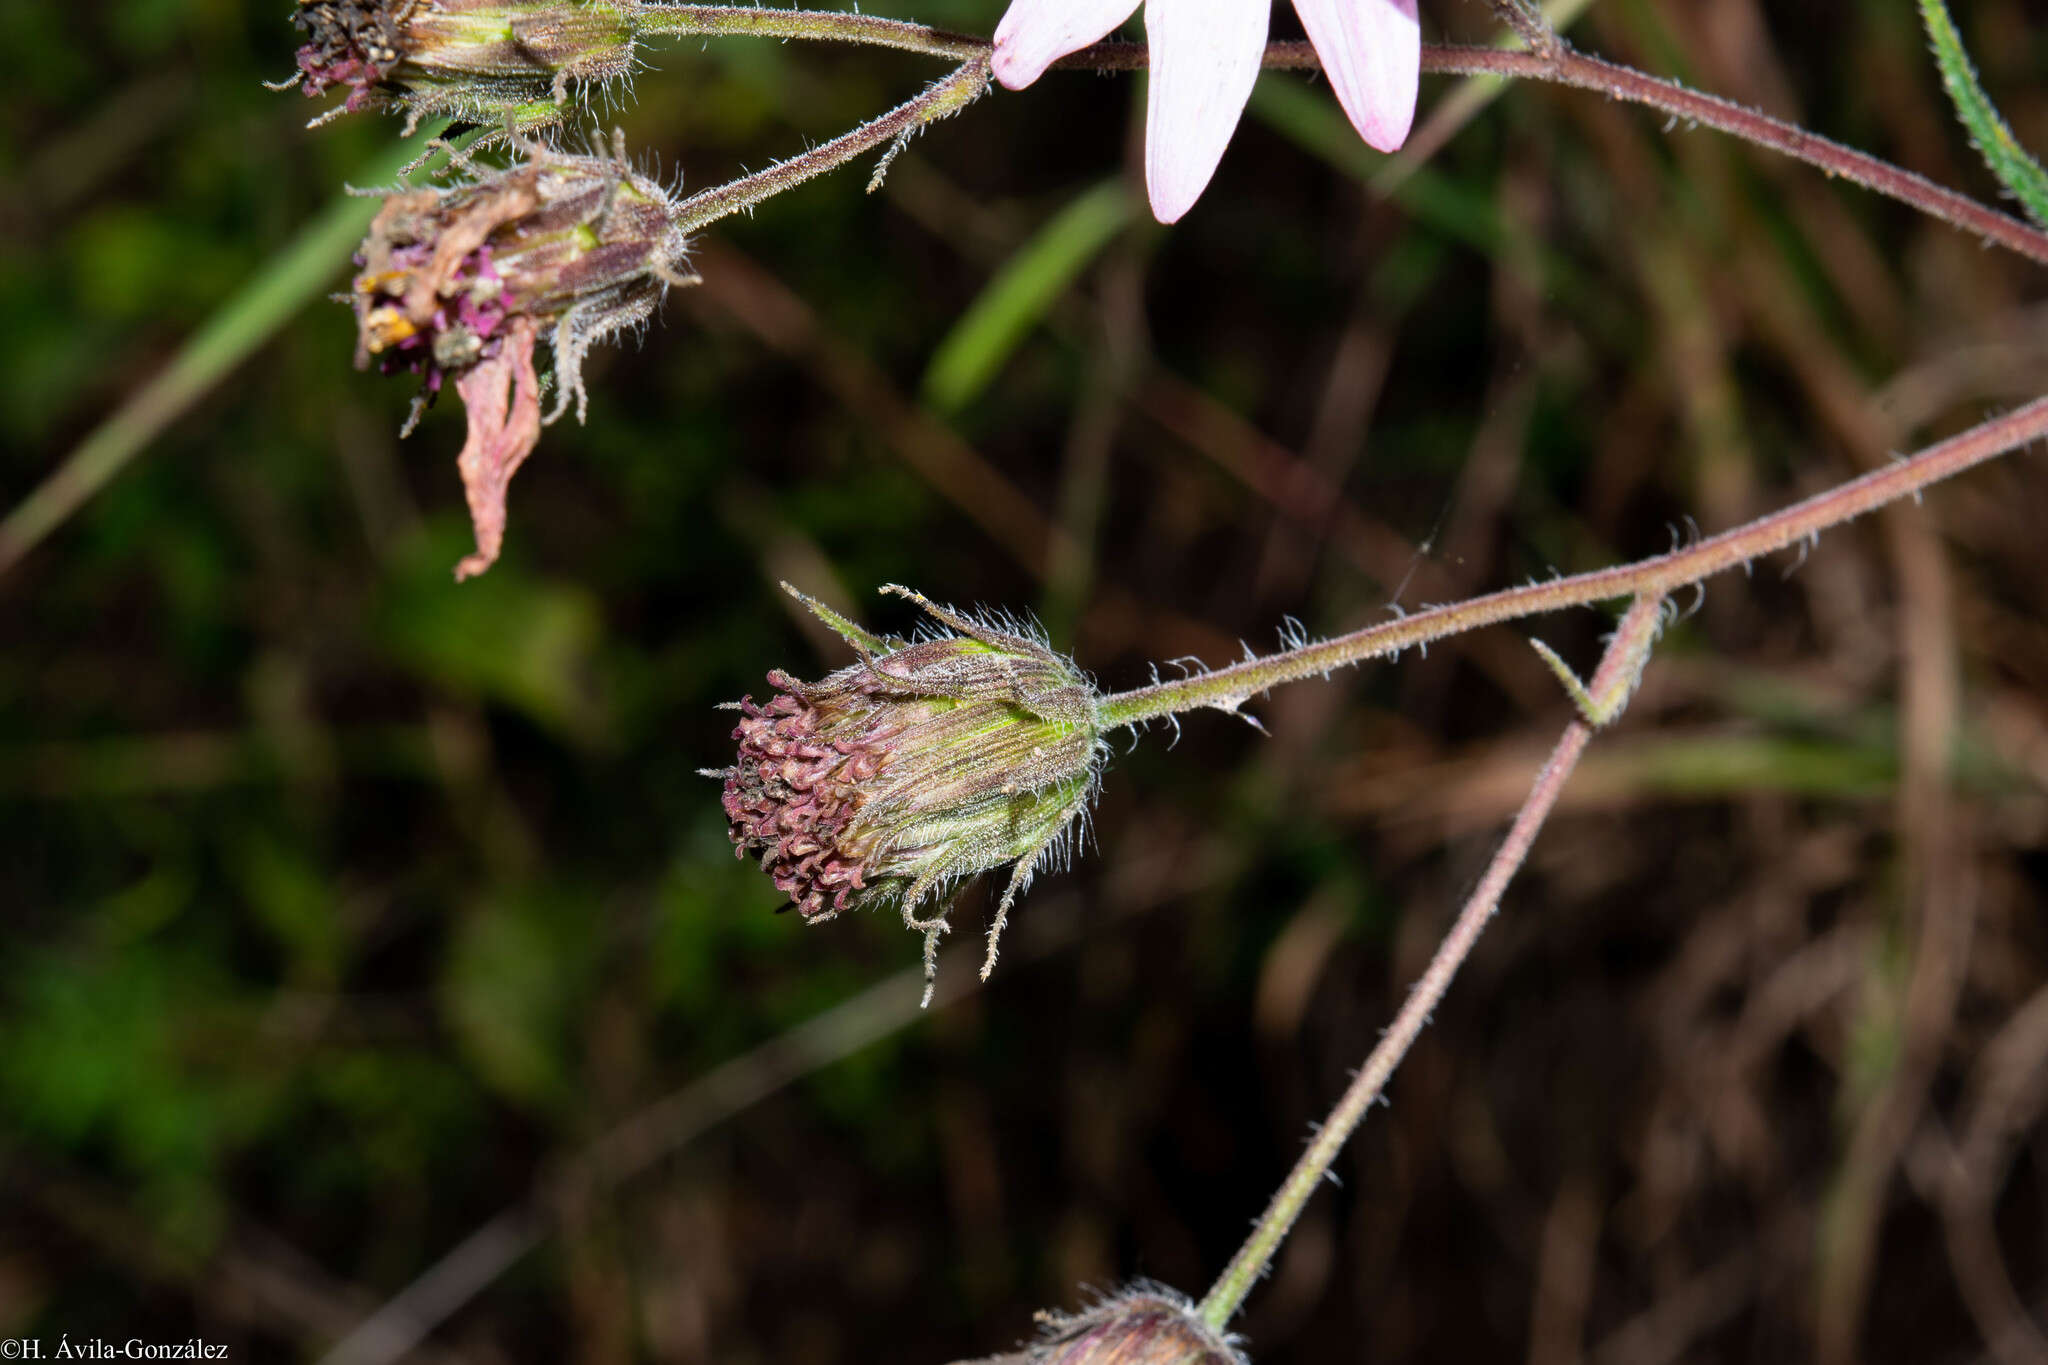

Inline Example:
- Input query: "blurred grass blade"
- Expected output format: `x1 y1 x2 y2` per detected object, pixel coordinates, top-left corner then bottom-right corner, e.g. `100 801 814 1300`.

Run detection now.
0 129 450 578
921 180 1134 416
1918 0 2048 226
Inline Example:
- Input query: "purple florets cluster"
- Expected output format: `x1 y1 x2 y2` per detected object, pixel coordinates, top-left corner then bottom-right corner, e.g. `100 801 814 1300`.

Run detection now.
292 0 412 111
360 242 507 392
721 671 901 921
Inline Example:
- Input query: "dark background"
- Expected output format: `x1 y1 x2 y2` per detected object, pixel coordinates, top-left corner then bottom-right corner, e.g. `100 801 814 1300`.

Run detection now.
5 0 2048 1361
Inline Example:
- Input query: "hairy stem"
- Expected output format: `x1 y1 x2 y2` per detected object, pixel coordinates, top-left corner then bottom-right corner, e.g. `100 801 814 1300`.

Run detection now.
667 60 989 235
694 8 2048 268
1917 0 2048 226
1484 0 1563 58
1439 45 2048 268
1097 395 2048 727
1035 41 2048 268
641 3 985 58
1194 597 1664 1331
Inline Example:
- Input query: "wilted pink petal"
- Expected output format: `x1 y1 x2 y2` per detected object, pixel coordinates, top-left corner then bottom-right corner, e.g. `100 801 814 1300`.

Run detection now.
451 315 543 581
1142 0 1268 222
1292 0 1418 152
993 0 1142 90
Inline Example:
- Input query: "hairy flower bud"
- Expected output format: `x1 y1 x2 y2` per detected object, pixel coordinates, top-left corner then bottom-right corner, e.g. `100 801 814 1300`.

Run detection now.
711 585 1107 1002
287 0 638 135
952 1287 1247 1365
351 136 693 578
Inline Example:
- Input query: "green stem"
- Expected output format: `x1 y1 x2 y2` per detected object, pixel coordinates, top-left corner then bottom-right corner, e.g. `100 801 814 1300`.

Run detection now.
1194 596 1666 1331
1097 395 2048 728
641 3 984 57
1531 588 1666 726
666 60 989 235
1916 0 2048 226
1485 0 1563 58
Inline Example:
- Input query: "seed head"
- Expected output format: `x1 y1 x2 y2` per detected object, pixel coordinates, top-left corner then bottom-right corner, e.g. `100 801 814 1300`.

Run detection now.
711 585 1107 1004
951 1287 1247 1365
287 0 638 137
351 135 694 578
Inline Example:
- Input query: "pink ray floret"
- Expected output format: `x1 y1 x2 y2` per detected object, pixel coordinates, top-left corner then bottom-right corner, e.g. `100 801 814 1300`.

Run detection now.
993 0 1421 222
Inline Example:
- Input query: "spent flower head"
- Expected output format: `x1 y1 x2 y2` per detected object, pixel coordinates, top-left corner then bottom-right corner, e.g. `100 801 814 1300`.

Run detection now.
285 0 639 137
351 132 694 578
711 585 1107 1004
952 1286 1246 1365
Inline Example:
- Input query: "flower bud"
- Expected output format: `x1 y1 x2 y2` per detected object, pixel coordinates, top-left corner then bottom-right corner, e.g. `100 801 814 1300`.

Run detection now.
712 585 1107 1002
951 1288 1247 1365
350 136 693 578
288 0 638 135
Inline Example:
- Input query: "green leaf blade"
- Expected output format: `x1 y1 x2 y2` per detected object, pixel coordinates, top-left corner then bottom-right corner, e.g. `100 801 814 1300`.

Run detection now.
920 179 1135 416
1919 0 2048 226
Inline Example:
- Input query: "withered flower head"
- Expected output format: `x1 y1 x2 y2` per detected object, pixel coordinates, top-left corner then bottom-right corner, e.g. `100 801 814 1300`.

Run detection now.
711 584 1108 1004
351 135 693 578
951 1286 1247 1365
287 0 638 135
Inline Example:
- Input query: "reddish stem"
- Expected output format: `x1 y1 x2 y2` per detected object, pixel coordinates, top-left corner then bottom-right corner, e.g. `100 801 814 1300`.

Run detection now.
1038 41 2048 270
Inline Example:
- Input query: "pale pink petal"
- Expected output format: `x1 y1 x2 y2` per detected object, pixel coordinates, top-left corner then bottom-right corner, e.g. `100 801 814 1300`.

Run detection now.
1143 0 1268 222
993 0 1142 90
1291 0 1418 153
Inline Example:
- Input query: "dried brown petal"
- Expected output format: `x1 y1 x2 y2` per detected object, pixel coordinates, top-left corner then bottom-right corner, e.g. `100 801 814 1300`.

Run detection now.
348 140 692 578
451 315 543 580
